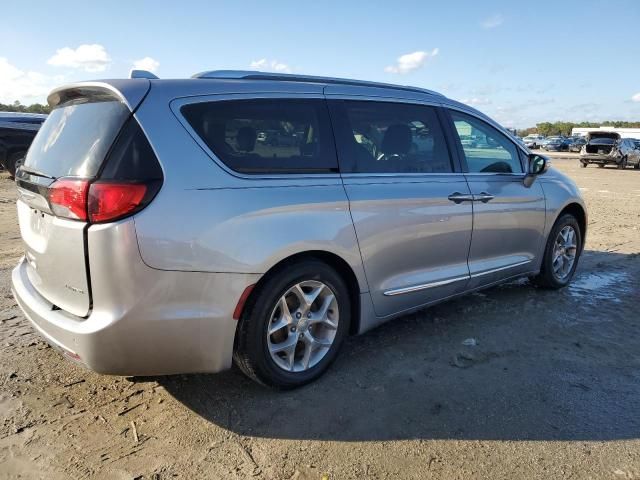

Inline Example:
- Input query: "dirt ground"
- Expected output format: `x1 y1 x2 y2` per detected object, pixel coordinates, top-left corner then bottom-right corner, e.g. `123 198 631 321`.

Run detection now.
1 157 639 479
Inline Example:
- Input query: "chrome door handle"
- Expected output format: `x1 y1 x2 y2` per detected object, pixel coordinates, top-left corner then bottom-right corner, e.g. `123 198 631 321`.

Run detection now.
448 192 475 204
474 192 495 203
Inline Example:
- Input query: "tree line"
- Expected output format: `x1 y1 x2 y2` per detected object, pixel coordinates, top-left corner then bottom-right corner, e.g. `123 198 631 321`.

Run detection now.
0 101 51 114
518 121 640 137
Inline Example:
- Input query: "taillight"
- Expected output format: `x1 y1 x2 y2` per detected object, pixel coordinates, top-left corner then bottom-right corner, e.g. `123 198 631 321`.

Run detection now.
47 179 153 223
46 117 162 223
48 178 89 220
88 182 147 223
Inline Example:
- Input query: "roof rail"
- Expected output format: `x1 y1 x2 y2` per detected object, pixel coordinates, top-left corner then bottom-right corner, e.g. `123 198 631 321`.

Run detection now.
130 69 159 80
191 70 443 97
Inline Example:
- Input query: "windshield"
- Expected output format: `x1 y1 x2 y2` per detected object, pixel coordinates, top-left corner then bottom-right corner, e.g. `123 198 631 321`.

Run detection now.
24 99 130 178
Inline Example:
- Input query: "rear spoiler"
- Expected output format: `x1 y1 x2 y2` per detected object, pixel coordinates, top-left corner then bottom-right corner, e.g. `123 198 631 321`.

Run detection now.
47 79 151 111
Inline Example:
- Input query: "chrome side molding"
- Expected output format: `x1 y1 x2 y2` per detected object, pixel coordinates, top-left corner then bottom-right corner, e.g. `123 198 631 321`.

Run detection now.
383 259 532 296
383 275 470 296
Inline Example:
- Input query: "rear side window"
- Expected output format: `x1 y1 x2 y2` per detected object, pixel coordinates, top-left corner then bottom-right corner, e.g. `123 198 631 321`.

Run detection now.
100 118 163 182
24 99 130 178
329 100 453 174
450 111 523 174
181 99 337 174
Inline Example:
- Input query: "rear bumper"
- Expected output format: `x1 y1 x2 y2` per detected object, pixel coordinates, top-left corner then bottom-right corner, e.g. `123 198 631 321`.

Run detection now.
11 219 261 376
580 155 621 164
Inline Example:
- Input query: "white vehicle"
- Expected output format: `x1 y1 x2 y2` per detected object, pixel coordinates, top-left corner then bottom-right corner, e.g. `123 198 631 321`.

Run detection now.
523 134 546 149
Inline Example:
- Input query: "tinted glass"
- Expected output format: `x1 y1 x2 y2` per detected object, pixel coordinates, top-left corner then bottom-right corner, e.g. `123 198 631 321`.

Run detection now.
589 138 615 145
100 118 163 181
330 100 452 174
450 111 522 173
181 99 337 174
24 100 130 178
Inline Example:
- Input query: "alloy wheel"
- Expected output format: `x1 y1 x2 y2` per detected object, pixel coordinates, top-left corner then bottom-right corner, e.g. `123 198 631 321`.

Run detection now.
552 225 578 280
267 280 339 372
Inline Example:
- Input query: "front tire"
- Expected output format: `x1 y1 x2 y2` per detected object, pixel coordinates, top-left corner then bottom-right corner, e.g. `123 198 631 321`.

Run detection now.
6 151 26 178
532 214 582 289
233 260 351 389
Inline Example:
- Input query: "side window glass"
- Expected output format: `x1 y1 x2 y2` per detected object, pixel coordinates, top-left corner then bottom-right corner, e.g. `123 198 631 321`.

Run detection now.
181 99 337 174
331 100 453 174
450 111 522 173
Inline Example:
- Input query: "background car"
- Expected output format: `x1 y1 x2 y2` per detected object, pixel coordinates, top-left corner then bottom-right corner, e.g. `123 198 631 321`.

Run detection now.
0 112 47 177
523 134 545 149
543 137 568 151
580 132 639 168
569 137 586 152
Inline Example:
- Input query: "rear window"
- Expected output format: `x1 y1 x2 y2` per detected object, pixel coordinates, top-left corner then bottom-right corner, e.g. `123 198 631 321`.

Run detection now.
24 99 130 178
589 138 616 145
181 99 338 174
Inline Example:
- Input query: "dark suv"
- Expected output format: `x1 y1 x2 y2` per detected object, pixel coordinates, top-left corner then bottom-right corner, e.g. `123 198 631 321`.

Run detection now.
0 112 47 176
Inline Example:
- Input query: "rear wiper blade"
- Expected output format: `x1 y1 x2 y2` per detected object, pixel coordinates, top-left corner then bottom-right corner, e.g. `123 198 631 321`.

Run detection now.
18 166 55 180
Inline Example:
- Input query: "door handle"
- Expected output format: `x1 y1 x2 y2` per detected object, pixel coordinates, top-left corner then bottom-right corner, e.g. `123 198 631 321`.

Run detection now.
448 192 475 204
474 192 495 203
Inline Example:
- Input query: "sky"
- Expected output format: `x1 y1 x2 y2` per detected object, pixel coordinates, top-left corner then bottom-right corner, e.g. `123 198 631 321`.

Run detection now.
2 0 640 128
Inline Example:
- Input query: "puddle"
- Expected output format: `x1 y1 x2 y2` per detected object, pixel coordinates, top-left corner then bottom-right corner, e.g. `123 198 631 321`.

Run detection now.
568 271 629 303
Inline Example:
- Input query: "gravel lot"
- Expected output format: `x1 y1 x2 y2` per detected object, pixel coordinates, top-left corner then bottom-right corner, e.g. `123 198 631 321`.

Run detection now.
1 158 639 479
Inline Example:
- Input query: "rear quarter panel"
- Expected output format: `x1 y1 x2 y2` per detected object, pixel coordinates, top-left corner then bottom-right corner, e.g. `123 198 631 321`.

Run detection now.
131 88 368 292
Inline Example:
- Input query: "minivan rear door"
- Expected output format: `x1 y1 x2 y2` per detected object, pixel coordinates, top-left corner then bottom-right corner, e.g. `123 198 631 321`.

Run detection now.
15 89 134 317
327 95 472 318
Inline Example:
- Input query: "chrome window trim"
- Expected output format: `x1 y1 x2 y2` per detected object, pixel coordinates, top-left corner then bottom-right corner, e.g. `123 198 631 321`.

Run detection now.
341 172 467 180
324 93 442 108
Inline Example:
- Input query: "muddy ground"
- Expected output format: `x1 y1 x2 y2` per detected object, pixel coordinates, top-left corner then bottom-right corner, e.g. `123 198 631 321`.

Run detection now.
1 157 639 479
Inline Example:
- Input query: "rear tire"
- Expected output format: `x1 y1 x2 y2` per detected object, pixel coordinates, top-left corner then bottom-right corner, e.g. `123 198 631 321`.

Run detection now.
532 214 582 289
617 157 627 169
597 164 604 168
233 260 351 389
580 161 587 168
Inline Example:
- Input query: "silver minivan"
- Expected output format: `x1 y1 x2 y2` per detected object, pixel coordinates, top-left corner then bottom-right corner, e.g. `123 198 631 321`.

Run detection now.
11 71 587 388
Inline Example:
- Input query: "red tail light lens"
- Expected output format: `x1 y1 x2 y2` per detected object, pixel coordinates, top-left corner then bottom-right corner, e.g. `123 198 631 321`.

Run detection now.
88 182 147 223
48 178 89 220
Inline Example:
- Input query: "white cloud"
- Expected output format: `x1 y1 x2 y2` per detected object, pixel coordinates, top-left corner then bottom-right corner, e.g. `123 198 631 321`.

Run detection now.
132 56 160 73
249 59 292 73
461 97 491 106
384 49 439 74
47 44 111 72
632 92 640 102
481 14 504 29
0 57 62 104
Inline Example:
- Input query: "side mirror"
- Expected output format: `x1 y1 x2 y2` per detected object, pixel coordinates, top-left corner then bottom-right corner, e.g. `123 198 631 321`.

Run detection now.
524 154 548 187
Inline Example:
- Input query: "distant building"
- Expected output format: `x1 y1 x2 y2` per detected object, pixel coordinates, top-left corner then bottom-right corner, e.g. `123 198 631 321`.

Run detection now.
571 126 640 138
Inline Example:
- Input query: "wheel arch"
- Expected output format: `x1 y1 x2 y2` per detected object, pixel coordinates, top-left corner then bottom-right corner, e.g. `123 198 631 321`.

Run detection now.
556 202 587 252
239 250 363 336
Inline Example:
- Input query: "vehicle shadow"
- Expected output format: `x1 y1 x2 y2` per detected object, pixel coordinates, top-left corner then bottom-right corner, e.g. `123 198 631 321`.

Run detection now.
158 249 640 441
